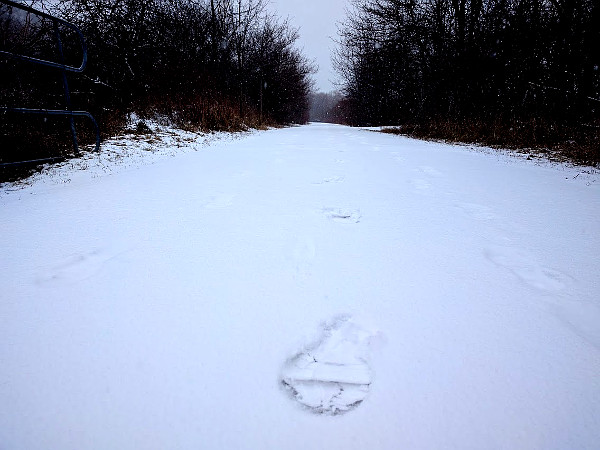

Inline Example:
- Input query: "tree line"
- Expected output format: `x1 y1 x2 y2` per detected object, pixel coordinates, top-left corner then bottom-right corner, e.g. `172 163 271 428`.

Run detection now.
333 0 599 163
308 91 343 123
1 0 314 170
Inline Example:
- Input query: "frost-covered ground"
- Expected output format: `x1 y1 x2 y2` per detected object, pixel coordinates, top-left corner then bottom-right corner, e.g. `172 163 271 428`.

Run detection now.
1 123 599 449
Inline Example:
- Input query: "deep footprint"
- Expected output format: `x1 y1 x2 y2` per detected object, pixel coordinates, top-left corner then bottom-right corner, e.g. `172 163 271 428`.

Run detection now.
280 316 376 415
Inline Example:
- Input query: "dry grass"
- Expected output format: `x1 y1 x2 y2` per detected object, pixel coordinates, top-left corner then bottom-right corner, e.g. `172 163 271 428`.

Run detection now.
1 93 276 182
381 118 600 167
134 94 276 133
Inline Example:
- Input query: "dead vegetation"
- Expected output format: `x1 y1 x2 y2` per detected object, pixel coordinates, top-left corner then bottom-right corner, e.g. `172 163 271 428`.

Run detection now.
380 118 600 167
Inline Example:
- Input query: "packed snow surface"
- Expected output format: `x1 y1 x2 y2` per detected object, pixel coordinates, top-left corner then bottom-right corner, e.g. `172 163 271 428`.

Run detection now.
1 123 599 448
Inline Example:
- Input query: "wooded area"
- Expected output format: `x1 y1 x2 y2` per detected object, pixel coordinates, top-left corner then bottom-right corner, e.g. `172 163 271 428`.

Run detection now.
2 0 599 171
0 0 314 168
333 0 599 163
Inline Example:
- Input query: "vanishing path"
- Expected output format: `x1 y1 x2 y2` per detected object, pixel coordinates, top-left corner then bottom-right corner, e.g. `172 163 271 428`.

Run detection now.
1 123 599 448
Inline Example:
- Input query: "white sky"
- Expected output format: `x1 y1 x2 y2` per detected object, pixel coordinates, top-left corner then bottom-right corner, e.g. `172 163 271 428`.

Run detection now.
267 0 348 93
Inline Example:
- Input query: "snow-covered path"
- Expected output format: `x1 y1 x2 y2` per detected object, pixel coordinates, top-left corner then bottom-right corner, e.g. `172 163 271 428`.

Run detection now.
1 123 599 449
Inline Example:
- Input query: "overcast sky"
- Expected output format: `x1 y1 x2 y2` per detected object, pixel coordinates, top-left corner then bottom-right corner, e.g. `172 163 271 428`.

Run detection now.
267 0 348 93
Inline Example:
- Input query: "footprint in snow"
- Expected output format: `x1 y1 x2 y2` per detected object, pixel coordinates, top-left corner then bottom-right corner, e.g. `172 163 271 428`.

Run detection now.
281 315 381 415
312 176 344 185
291 237 316 282
484 245 571 292
323 208 361 223
485 246 600 349
36 247 127 285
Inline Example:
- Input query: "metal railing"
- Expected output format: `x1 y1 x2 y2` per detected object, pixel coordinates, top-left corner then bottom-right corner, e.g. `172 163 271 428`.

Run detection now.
0 0 100 167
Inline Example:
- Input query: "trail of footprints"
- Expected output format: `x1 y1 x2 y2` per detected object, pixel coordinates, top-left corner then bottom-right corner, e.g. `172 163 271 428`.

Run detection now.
288 149 589 411
313 168 361 224
395 155 586 346
283 177 370 414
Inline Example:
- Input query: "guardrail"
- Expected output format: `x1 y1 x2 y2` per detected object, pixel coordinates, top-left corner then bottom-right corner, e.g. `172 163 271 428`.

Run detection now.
0 0 100 167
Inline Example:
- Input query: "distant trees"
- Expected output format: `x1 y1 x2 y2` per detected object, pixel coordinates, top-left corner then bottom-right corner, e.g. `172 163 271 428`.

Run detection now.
334 0 600 135
308 91 343 122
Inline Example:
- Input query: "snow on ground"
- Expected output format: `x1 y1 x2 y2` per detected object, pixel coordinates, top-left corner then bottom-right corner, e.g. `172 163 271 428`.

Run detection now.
1 123 599 449
2 118 248 190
